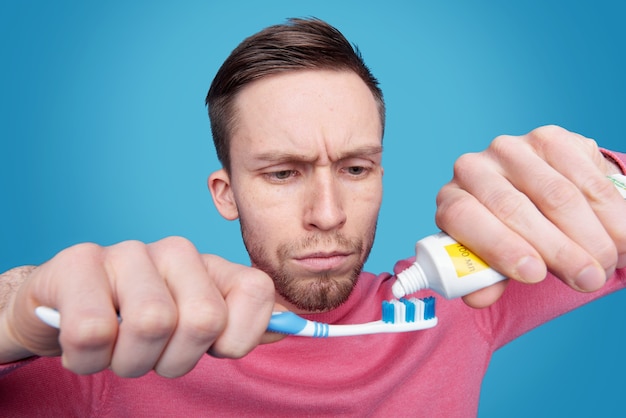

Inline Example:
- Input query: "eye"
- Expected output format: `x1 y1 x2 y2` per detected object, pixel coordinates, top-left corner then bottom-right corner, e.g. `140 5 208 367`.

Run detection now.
346 166 367 176
267 170 297 181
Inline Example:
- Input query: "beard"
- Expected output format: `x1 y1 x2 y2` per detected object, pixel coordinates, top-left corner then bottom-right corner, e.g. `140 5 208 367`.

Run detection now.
240 220 377 312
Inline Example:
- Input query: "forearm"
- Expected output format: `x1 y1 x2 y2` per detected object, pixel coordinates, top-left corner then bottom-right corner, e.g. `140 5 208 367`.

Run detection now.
0 266 38 363
0 266 36 311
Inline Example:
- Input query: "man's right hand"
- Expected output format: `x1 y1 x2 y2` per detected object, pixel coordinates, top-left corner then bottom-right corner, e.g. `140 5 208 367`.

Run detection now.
0 236 278 378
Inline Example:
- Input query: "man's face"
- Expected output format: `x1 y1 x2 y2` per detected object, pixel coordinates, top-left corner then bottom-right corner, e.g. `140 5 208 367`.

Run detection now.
209 69 383 312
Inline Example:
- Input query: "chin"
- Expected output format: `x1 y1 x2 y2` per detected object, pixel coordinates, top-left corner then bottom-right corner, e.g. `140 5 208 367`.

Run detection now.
277 272 359 312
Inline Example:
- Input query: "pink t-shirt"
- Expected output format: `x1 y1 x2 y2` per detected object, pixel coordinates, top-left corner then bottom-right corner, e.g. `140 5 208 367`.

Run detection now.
1 151 624 417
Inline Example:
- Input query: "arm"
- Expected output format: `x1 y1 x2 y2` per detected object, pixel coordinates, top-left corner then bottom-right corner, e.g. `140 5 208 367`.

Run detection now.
435 125 626 308
0 237 279 377
0 266 36 311
0 266 37 361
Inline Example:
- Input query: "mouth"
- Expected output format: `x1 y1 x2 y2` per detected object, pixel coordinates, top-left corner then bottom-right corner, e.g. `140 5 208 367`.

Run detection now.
292 251 355 273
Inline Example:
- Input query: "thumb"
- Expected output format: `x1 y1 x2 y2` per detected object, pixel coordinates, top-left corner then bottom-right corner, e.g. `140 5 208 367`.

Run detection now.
260 303 289 344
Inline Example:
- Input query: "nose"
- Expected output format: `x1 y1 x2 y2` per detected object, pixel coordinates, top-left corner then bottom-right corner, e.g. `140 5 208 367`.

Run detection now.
303 170 347 231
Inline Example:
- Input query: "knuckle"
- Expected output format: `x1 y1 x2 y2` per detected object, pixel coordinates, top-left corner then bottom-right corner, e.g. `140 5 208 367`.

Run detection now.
525 125 562 153
550 240 575 270
485 134 527 165
532 124 562 136
434 188 470 231
484 190 528 222
528 126 601 163
526 125 595 154
103 240 151 270
528 125 564 143
126 305 177 340
180 303 227 342
55 242 104 267
110 240 149 257
102 240 151 277
580 134 600 153
537 180 581 212
596 242 619 272
488 134 517 156
152 236 198 256
243 270 276 301
584 174 620 203
451 152 482 181
62 317 117 351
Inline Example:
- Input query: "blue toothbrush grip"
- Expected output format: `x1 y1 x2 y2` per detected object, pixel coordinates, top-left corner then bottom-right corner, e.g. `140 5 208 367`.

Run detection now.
267 311 309 335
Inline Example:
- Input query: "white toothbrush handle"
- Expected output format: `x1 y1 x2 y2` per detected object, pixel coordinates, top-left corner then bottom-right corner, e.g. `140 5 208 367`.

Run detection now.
35 306 122 329
35 306 61 328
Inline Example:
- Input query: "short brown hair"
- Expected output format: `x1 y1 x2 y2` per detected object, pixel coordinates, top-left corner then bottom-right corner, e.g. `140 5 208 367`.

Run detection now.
205 17 385 172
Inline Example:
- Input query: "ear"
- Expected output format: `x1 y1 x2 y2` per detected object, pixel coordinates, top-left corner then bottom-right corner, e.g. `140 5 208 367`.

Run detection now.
208 169 239 220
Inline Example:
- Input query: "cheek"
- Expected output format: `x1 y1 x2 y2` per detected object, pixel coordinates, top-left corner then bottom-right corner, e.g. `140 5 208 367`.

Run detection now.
347 183 382 222
236 196 296 244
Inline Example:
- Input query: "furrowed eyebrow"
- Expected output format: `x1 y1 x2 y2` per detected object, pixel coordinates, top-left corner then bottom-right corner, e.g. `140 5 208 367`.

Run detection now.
336 145 383 160
253 152 315 164
252 145 383 164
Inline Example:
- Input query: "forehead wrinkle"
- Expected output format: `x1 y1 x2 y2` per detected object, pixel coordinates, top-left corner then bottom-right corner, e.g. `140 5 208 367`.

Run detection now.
232 70 383 168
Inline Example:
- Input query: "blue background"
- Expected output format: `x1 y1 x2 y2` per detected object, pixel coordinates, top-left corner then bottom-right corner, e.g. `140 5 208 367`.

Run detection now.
1 1 624 415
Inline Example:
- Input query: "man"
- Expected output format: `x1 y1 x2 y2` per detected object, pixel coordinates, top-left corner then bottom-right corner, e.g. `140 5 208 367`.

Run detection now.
1 18 624 416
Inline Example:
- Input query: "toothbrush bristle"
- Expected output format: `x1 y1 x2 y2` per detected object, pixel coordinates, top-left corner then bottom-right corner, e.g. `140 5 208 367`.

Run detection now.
381 296 436 324
401 298 416 322
423 296 435 320
382 300 394 323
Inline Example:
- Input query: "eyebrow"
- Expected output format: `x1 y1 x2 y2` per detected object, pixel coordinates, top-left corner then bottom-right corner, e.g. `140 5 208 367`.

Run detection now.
252 145 383 164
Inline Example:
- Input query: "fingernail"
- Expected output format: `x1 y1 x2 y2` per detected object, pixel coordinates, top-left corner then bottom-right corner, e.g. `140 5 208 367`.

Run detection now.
574 265 606 292
515 256 546 283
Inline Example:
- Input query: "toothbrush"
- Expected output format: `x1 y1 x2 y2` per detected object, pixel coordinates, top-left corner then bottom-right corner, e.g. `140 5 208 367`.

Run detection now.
35 296 438 337
266 296 437 337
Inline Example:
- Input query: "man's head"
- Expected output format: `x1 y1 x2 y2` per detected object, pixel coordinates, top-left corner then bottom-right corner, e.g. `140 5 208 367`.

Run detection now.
206 18 385 173
206 18 385 312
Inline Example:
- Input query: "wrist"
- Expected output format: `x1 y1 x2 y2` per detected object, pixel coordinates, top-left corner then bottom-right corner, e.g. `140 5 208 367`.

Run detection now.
0 266 37 311
0 266 39 363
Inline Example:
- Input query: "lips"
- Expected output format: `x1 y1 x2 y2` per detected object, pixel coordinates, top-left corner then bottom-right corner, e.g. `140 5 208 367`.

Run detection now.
292 251 354 273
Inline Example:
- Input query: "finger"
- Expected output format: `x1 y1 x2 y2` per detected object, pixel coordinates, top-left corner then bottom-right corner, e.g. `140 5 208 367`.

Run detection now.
260 303 288 344
436 182 547 285
36 244 119 374
448 141 610 291
522 127 626 269
260 331 288 345
105 240 178 378
461 280 509 309
202 254 276 359
484 132 618 285
146 237 228 378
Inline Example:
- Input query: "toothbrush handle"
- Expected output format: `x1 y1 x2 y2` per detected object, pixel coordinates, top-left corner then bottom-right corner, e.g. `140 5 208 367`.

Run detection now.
267 311 329 337
34 306 122 329
35 306 62 328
